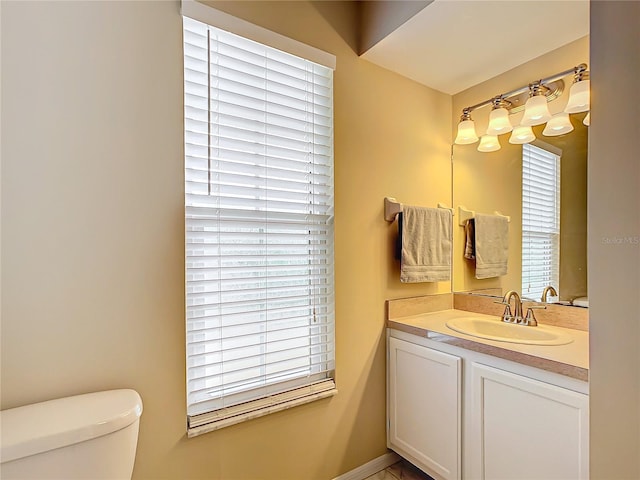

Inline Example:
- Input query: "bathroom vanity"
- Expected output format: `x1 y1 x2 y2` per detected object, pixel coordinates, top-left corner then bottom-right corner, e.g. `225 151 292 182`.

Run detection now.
386 299 589 480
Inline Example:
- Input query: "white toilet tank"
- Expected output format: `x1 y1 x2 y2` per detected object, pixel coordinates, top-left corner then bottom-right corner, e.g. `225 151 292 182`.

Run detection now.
0 389 143 480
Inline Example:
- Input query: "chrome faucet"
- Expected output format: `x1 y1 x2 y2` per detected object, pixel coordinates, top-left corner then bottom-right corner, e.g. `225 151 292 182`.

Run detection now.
541 285 558 303
496 290 545 326
501 290 523 323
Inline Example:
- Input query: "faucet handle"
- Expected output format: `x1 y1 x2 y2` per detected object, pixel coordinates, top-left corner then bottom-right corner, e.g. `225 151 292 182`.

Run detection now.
494 300 513 322
524 305 546 326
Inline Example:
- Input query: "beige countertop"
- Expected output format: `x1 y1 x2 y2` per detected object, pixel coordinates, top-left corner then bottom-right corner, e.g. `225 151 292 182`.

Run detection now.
388 309 589 382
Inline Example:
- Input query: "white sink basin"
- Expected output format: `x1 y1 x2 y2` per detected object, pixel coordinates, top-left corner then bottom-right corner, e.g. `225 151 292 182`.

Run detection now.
445 317 573 346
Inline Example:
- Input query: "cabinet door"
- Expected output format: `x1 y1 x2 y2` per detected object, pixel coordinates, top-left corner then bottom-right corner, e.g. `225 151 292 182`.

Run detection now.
388 337 461 480
470 362 589 480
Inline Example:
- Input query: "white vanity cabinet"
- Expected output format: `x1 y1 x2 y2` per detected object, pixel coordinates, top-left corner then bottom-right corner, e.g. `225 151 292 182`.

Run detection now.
387 329 589 480
387 336 461 480
468 363 589 480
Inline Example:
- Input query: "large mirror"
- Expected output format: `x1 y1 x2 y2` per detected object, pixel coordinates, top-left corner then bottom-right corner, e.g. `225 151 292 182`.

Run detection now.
452 37 589 306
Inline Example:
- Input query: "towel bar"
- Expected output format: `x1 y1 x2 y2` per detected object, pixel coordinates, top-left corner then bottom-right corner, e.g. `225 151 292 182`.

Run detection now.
384 197 453 222
384 197 402 221
457 205 511 226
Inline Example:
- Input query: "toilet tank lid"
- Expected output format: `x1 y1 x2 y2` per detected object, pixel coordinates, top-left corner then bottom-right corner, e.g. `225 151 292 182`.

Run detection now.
0 389 143 464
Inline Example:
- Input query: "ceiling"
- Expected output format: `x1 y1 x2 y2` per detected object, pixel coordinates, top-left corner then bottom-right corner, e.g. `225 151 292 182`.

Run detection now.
360 0 590 95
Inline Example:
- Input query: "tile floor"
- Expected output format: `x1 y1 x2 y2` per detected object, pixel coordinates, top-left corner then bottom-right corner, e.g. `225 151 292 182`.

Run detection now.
364 460 434 480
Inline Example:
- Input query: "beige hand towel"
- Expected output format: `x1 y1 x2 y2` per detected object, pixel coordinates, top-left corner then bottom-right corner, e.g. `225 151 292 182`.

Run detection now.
464 218 475 260
474 213 509 279
400 206 452 283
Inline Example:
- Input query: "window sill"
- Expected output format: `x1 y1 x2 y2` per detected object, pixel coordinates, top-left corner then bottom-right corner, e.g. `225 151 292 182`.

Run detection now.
187 382 337 437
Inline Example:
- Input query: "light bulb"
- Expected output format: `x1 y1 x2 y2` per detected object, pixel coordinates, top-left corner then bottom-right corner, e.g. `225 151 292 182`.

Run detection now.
583 112 590 126
509 125 536 144
454 119 479 145
486 107 513 135
542 113 574 136
565 79 590 114
477 134 500 152
521 95 552 126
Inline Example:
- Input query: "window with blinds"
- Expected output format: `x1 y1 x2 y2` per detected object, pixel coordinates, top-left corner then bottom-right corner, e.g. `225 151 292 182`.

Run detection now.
522 144 560 301
183 16 335 433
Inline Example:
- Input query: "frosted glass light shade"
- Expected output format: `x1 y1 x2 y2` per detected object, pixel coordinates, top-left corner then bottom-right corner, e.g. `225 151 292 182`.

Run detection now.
521 95 552 126
454 119 479 145
564 79 590 113
583 112 590 126
486 107 513 135
477 134 500 152
509 125 536 144
543 113 574 136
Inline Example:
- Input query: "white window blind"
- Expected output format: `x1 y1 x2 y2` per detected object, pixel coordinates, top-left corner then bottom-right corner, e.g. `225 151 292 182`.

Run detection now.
522 144 560 301
183 16 335 433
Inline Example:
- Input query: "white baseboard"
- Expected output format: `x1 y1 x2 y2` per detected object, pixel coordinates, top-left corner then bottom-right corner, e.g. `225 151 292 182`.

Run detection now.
332 451 401 480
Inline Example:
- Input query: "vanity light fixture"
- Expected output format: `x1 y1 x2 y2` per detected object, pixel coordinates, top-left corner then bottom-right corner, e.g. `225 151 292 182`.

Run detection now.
564 67 590 113
454 64 589 148
454 109 479 145
542 112 574 136
509 125 536 144
486 97 513 135
478 134 501 152
520 83 552 126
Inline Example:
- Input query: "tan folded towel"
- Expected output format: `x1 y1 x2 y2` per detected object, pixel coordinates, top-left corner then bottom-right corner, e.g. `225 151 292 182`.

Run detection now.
400 206 452 283
474 213 509 279
464 218 475 260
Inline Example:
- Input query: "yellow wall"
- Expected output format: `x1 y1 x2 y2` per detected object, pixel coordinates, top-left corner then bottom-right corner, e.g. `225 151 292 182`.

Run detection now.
451 37 589 298
0 1 451 479
554 121 588 300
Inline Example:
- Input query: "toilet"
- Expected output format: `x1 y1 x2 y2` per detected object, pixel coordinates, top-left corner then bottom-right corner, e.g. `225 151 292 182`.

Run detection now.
0 389 143 479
